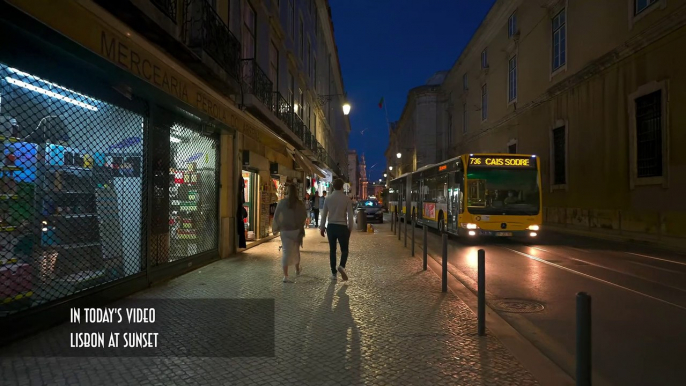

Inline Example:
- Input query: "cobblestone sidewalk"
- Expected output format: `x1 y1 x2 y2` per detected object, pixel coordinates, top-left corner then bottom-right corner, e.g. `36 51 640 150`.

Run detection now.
1 224 538 386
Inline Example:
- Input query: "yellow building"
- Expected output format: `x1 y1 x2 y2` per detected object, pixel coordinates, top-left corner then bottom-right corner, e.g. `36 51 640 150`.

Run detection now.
439 0 686 249
0 0 349 341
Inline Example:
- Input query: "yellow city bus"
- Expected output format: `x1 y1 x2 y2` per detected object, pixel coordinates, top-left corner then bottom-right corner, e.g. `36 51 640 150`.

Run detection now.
413 153 542 238
388 173 408 218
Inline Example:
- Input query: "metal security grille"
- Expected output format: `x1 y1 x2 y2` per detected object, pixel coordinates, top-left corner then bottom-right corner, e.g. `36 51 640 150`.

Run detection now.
0 63 145 316
553 126 566 185
635 91 662 178
166 115 218 263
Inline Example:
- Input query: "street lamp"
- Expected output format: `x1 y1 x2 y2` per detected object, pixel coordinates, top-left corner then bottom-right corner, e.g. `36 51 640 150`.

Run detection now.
318 93 351 116
396 152 401 159
383 173 387 177
389 166 393 170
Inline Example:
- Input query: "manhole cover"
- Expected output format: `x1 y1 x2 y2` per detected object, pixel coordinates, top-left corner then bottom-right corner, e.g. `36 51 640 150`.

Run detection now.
491 299 545 313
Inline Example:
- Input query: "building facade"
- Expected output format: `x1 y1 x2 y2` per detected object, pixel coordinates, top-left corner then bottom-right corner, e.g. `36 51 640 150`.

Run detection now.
439 0 686 247
385 72 449 177
347 149 359 198
0 0 349 342
358 153 368 199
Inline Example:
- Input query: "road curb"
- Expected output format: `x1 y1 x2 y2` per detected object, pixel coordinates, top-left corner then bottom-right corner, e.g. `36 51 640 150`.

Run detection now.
416 235 575 386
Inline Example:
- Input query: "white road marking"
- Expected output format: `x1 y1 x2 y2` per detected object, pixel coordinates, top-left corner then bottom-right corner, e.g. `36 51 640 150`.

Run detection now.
567 247 589 253
502 247 686 312
625 252 686 267
628 260 684 274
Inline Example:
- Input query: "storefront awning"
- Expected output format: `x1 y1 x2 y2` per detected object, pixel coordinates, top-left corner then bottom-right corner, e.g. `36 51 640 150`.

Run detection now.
292 151 326 178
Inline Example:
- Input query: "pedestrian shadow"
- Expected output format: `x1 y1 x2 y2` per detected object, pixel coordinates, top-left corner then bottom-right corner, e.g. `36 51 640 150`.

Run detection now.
295 283 362 384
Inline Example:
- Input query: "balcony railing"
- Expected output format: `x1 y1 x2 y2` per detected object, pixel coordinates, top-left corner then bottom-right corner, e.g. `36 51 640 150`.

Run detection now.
292 114 305 142
272 92 291 127
151 0 177 22
241 59 273 107
303 130 312 150
184 0 241 80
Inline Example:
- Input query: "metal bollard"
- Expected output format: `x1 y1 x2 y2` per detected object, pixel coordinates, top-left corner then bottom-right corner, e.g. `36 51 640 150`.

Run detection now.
411 219 415 256
404 215 408 247
576 292 592 386
441 233 448 292
422 225 428 271
478 249 486 336
398 216 401 241
391 211 394 233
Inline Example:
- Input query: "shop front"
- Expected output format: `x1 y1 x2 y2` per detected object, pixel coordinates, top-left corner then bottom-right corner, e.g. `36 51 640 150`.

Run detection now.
0 0 227 343
239 147 304 248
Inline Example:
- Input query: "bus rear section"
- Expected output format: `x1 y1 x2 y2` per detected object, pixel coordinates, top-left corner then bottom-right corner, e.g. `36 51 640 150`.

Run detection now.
388 175 407 218
460 154 542 238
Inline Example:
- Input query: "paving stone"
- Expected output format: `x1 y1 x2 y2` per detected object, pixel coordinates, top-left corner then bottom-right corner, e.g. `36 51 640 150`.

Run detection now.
1 225 538 385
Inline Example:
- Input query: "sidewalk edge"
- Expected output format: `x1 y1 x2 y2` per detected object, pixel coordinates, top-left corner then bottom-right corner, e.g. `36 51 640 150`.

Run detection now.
423 251 575 386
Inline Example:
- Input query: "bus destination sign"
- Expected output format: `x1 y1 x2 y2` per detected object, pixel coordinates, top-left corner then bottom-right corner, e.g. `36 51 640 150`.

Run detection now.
468 156 536 168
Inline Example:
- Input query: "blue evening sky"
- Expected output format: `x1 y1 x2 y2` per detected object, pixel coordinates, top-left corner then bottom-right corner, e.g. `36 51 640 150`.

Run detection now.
330 0 496 182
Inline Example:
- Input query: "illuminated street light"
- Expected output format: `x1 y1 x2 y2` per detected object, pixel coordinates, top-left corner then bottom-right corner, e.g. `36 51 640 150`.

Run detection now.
396 152 402 159
342 103 351 115
383 173 387 177
389 166 393 170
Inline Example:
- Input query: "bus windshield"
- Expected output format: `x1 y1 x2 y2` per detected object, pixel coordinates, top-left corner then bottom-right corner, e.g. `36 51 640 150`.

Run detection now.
466 168 540 215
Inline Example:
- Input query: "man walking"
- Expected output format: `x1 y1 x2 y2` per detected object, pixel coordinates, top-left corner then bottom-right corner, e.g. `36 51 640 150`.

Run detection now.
320 179 354 281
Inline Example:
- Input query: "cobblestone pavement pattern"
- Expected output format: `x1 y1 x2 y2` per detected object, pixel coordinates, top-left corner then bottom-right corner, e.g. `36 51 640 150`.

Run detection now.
2 223 539 386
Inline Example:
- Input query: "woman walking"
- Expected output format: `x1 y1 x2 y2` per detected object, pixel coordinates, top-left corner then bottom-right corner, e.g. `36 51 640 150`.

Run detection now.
273 184 307 283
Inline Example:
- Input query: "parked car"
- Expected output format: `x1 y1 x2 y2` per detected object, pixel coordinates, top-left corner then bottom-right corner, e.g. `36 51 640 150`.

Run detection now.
357 199 384 223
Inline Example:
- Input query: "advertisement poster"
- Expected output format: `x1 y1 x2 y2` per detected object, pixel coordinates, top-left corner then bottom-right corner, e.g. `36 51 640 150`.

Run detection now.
242 171 251 203
423 203 436 220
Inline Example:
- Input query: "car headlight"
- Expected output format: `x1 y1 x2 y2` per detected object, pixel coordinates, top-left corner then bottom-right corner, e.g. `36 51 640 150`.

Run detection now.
461 223 478 229
528 225 540 231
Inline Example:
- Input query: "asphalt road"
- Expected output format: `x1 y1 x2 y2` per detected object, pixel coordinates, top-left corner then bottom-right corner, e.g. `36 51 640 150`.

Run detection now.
396 220 686 386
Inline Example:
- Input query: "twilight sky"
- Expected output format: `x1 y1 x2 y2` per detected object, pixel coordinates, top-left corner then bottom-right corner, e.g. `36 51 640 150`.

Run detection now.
329 0 496 182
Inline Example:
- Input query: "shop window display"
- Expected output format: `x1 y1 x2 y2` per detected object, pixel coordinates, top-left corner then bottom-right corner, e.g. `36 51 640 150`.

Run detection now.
0 63 144 314
168 124 218 260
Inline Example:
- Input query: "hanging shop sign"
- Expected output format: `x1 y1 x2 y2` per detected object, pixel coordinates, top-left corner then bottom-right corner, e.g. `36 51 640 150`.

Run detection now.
6 0 285 151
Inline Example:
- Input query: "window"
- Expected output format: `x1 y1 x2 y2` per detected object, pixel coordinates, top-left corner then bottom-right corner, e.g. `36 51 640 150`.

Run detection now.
447 114 453 145
313 57 317 90
463 73 468 91
307 40 312 78
508 143 517 154
481 84 488 121
288 0 294 38
552 126 566 185
299 18 304 61
508 55 517 102
288 71 294 109
242 2 257 60
635 0 658 15
635 91 662 178
298 88 303 117
552 9 566 71
481 48 488 69
508 12 517 37
269 41 279 91
462 103 468 133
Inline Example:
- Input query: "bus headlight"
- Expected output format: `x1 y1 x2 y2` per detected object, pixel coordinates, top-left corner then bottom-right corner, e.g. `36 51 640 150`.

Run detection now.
528 225 540 231
468 230 476 236
461 223 478 229
530 232 538 237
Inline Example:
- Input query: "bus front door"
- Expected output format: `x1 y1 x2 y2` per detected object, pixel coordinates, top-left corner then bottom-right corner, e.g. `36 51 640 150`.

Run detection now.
447 172 458 233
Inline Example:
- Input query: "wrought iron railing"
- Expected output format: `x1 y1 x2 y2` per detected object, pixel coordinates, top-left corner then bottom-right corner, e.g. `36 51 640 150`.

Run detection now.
291 114 305 141
302 130 311 149
241 59 273 107
151 0 177 22
272 92 291 127
184 0 241 80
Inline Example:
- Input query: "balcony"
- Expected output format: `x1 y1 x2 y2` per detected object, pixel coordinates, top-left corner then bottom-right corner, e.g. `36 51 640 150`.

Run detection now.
291 114 305 142
150 0 177 21
272 92 292 127
183 0 241 90
241 59 273 108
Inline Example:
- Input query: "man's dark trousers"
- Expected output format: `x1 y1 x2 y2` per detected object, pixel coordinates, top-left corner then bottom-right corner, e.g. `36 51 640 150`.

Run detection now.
313 209 320 226
326 224 350 275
